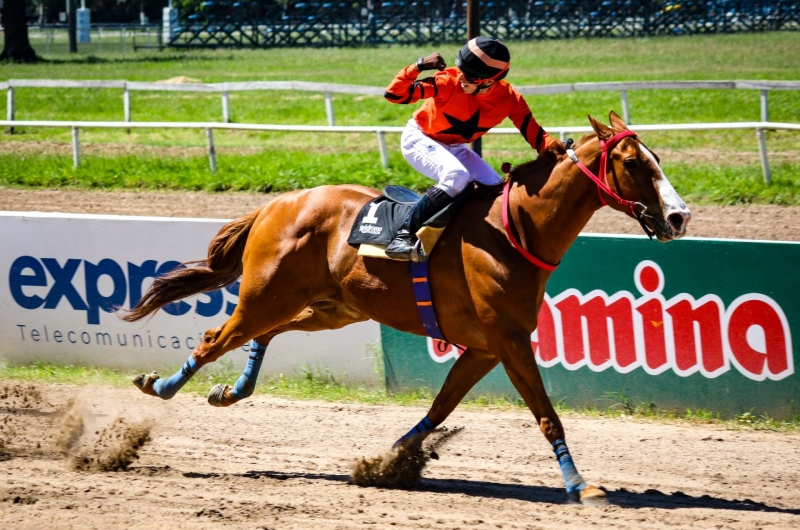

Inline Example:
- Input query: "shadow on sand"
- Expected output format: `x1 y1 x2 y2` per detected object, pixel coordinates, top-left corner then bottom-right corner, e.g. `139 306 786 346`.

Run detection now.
174 468 800 515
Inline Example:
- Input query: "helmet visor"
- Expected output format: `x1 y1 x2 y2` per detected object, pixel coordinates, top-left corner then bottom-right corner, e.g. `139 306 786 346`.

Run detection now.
456 67 488 85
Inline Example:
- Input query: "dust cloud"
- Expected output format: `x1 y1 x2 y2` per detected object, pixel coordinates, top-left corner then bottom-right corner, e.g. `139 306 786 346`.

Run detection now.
57 396 155 472
352 426 463 489
0 382 154 470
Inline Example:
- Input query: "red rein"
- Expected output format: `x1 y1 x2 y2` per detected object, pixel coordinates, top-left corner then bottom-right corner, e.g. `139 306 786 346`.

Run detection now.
501 179 559 271
502 130 639 271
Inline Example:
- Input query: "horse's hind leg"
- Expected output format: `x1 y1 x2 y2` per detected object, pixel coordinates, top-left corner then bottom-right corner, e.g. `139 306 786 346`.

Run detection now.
134 270 317 400
394 348 499 447
207 301 367 407
497 329 606 505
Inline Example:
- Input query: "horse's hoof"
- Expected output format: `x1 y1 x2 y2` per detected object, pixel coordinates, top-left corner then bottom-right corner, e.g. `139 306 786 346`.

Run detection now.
207 384 239 407
133 371 161 397
579 485 608 506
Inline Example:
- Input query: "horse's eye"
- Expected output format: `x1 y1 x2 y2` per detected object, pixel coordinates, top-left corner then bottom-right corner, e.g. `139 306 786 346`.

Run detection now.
623 158 637 170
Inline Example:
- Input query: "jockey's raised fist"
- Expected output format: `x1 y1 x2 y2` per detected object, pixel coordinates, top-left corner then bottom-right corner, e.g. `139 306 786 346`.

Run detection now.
416 53 446 72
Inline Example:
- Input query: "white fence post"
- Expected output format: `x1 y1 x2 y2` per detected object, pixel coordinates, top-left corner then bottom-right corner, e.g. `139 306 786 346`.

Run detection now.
123 87 131 134
760 90 769 122
325 91 335 126
72 127 81 168
621 89 631 125
757 128 771 184
222 91 231 123
206 128 218 172
376 131 388 169
6 86 14 134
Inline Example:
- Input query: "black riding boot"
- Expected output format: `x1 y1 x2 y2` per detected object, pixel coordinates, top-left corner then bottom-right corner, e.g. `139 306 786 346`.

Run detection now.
385 187 453 260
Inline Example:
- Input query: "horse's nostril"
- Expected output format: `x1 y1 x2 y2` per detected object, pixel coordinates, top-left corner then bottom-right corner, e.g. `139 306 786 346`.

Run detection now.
668 212 685 232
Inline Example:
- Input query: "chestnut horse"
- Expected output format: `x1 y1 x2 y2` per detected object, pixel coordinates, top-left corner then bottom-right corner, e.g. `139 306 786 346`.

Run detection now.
123 112 690 504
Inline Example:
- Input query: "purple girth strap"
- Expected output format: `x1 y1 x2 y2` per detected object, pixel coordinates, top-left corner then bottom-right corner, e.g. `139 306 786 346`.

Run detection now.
409 261 447 341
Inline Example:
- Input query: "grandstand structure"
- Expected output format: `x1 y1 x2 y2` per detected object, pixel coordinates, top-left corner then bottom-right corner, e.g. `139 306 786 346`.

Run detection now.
165 0 799 48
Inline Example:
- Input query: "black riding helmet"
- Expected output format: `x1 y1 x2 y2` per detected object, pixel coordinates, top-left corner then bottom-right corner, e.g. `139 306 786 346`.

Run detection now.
455 37 511 83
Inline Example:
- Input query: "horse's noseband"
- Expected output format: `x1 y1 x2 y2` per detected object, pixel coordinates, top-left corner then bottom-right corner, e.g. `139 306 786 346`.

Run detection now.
566 130 655 241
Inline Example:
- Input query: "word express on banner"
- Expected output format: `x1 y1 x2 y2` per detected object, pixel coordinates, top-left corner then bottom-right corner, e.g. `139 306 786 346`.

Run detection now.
9 256 240 325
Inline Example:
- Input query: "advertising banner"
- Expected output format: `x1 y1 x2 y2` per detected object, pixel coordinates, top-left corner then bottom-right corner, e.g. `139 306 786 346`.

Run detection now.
0 212 380 383
381 234 800 419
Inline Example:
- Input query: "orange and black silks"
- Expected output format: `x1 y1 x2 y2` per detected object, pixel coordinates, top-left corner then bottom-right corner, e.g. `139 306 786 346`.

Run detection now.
385 65 559 156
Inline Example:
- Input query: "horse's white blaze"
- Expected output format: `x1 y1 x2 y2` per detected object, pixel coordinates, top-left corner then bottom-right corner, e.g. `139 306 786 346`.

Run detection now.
640 145 691 237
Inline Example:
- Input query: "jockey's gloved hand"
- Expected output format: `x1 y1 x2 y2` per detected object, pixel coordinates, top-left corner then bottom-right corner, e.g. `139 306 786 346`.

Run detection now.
416 53 446 72
543 135 567 158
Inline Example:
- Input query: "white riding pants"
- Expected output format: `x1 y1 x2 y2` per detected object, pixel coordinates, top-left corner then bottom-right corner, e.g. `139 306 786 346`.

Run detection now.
401 119 502 198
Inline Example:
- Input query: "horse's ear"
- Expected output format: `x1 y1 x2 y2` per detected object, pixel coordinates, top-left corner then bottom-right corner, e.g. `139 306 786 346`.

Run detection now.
608 110 628 131
588 114 613 140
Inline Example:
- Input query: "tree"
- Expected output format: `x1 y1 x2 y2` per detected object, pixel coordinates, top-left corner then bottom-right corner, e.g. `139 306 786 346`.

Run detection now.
1 0 40 62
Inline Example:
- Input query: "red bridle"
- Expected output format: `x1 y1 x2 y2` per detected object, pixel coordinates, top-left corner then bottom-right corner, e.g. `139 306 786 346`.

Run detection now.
567 130 640 217
502 129 655 271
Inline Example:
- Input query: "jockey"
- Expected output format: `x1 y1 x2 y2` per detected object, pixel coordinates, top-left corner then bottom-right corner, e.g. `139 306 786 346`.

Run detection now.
383 36 564 260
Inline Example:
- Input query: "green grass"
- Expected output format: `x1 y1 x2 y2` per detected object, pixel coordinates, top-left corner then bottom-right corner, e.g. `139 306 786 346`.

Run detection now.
0 143 796 204
1 360 797 431
0 149 426 192
1 32 799 204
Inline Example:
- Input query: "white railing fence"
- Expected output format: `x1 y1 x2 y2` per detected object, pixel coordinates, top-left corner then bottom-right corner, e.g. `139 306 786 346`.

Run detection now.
2 79 799 183
2 119 798 184
3 79 800 127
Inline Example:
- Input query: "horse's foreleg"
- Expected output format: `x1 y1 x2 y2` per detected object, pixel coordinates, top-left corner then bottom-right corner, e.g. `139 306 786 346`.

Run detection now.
498 331 606 505
394 348 499 448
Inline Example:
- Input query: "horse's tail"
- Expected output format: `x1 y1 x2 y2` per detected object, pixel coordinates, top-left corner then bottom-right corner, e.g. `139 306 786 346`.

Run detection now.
121 208 261 322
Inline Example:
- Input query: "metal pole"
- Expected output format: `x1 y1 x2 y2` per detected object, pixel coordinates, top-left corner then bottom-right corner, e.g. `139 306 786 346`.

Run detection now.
222 91 231 123
760 90 769 122
6 87 14 134
206 128 218 172
466 0 481 157
325 92 335 126
67 0 77 53
72 127 81 167
560 131 567 142
621 90 631 125
377 131 388 169
757 128 771 184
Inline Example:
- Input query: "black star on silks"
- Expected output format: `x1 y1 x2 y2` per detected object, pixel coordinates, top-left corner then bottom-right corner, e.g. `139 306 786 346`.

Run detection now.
436 110 490 142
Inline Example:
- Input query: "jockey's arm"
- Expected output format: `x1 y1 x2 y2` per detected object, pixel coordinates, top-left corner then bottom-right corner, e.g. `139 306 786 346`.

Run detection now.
384 64 441 105
508 93 565 157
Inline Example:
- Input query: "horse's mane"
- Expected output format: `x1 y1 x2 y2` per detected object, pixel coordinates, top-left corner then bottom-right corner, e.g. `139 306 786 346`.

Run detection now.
470 133 598 200
510 133 598 182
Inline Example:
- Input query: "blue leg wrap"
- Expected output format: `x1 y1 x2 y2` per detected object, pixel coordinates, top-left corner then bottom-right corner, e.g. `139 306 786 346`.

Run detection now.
552 439 587 495
393 415 437 448
153 356 199 399
230 340 267 400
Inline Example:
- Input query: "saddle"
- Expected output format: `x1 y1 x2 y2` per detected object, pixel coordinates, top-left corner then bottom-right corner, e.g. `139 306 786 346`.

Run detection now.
347 185 472 262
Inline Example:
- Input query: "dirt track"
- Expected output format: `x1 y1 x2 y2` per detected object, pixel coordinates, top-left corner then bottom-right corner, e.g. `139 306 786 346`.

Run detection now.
1 187 800 241
0 382 798 529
